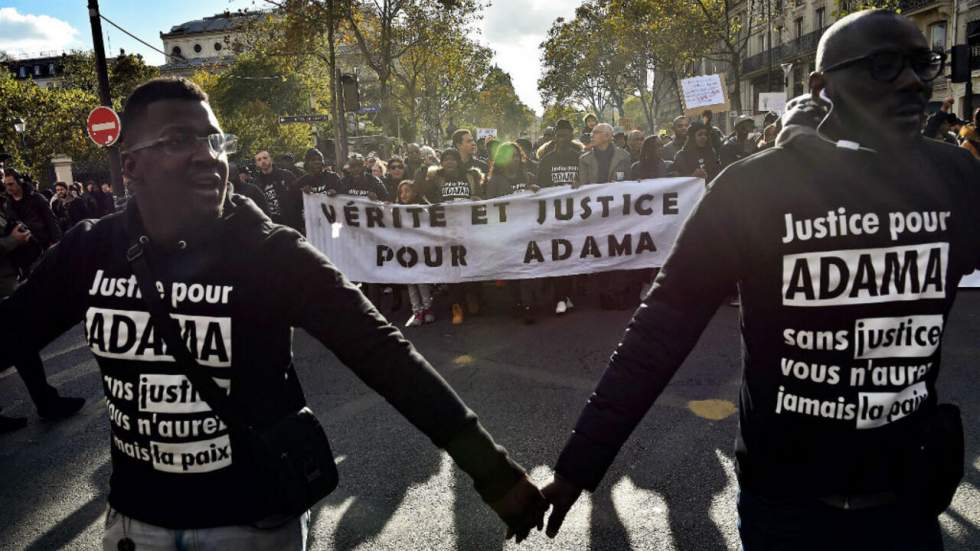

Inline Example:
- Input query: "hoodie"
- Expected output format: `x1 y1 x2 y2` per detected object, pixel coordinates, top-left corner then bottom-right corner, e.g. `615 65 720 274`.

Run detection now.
555 96 980 499
0 195 525 528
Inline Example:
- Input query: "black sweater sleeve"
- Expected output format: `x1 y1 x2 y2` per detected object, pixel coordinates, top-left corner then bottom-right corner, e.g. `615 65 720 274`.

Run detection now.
554 171 744 491
281 232 524 501
0 221 94 369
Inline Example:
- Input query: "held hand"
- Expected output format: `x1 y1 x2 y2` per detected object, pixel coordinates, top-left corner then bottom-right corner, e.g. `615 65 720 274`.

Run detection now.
368 192 379 201
11 224 30 243
541 475 583 539
488 476 548 543
325 189 337 197
529 184 541 193
302 185 313 194
941 97 955 112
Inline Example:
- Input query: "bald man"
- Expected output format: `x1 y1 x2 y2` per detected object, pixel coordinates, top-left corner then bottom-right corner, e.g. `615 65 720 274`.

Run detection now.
576 123 632 186
542 10 980 550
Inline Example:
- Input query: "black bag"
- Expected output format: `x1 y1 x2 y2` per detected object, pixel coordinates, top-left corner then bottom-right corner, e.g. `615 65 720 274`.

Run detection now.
900 403 964 516
126 236 338 518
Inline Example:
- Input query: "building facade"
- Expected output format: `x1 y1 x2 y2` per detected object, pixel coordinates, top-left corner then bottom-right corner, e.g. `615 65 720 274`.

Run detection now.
4 53 66 89
159 11 255 76
730 0 980 119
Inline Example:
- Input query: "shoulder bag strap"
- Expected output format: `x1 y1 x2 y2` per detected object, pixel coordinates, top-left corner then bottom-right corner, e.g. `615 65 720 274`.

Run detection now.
125 238 251 433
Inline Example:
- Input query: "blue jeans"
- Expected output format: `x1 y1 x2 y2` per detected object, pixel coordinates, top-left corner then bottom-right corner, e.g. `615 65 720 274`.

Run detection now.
737 490 943 551
102 506 309 551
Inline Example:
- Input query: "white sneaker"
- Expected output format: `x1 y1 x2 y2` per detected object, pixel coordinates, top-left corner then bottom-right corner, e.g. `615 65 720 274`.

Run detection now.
555 300 568 315
405 312 423 327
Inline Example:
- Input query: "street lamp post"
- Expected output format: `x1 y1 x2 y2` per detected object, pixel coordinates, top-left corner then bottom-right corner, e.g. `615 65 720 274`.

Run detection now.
14 117 26 148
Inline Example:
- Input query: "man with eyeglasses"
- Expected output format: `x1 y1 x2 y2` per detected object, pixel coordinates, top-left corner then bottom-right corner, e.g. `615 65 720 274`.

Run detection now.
0 77 548 550
542 10 979 550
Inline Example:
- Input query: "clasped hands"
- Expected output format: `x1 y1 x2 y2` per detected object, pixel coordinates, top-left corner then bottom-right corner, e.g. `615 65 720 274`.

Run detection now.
488 474 583 543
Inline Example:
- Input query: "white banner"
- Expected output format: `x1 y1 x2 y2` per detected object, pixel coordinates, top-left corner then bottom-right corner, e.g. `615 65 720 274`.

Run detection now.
303 178 705 284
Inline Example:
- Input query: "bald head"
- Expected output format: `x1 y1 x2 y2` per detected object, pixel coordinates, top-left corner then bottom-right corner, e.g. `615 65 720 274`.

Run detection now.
816 9 919 71
591 123 613 149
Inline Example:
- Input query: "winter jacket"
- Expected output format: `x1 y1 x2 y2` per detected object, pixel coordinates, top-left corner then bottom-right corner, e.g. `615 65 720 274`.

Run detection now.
720 137 759 168
577 146 632 186
0 209 22 296
4 182 62 249
421 166 484 203
0 195 526 528
673 143 722 182
555 96 980 500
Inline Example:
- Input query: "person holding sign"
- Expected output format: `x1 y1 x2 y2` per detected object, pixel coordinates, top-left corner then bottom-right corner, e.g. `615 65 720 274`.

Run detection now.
542 10 980 550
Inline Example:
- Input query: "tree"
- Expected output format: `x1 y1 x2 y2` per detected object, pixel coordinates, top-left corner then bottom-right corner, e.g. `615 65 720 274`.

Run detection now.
187 52 317 162
59 50 160 107
463 66 534 139
0 70 105 186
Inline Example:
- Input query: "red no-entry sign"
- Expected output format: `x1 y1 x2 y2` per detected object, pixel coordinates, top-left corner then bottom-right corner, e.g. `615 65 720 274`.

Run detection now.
86 106 121 147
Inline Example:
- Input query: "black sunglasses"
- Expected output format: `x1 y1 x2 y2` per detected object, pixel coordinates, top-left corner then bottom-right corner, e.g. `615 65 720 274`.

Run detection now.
823 50 946 82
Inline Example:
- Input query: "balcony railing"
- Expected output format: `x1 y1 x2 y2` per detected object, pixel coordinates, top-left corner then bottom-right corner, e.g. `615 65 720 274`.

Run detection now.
898 0 940 13
742 28 824 74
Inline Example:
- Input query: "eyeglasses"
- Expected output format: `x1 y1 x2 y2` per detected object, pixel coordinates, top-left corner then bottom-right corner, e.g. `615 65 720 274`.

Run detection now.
822 50 946 82
125 132 238 157
388 164 404 170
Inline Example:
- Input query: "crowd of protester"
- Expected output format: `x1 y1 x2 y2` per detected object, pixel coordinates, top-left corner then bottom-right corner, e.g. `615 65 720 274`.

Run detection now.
3 100 977 332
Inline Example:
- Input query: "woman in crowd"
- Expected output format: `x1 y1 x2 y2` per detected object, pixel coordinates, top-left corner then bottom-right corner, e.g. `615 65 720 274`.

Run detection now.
383 156 408 199
397 179 436 327
421 149 483 325
673 121 721 183
630 135 674 180
486 142 543 324
371 159 387 183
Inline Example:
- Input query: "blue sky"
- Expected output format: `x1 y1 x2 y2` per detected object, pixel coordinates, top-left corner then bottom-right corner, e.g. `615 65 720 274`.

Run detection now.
0 0 579 113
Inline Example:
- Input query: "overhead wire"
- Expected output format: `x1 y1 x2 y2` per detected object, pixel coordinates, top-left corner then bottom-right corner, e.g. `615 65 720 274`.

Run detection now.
98 13 186 63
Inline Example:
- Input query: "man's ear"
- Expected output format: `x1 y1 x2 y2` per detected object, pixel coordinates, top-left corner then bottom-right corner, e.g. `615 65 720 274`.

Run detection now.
121 151 142 188
809 71 826 103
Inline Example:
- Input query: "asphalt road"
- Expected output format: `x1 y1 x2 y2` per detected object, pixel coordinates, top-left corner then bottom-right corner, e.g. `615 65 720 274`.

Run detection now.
1 286 979 550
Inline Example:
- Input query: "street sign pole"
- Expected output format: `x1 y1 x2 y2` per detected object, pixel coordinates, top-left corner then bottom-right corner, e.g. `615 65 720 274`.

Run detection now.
87 0 124 197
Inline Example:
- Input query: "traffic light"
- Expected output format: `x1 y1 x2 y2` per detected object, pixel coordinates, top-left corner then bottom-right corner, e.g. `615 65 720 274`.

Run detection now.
950 45 970 83
340 73 360 112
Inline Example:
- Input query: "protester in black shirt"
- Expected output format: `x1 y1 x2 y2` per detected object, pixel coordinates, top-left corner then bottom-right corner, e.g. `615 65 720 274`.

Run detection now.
99 182 116 214
453 129 489 174
340 154 388 201
487 143 543 323
254 150 300 229
228 163 269 215
421 149 484 324
0 76 547 548
542 11 980 550
50 182 72 232
3 169 61 275
661 116 690 161
66 182 91 228
630 136 673 179
296 148 342 197
673 121 722 183
536 119 583 316
720 115 759 168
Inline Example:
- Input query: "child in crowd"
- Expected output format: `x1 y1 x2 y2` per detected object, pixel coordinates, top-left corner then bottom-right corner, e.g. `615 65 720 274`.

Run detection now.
397 180 435 327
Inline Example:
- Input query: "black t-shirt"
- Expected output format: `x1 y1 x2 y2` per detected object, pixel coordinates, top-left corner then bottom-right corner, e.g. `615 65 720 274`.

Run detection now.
555 135 980 498
296 171 343 195
439 177 473 202
340 174 389 201
537 146 582 187
254 169 295 223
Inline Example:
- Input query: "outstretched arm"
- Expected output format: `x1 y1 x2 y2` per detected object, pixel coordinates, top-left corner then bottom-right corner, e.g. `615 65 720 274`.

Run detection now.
545 172 745 536
281 231 546 540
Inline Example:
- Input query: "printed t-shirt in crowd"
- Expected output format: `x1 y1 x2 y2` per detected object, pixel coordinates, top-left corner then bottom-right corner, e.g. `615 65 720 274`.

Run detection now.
340 174 389 201
296 171 343 195
537 146 581 187
554 98 980 501
253 168 295 224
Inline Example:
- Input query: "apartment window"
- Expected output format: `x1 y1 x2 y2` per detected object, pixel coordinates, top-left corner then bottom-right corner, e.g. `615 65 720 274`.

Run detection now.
775 0 783 12
929 21 947 52
214 42 223 51
776 26 783 44
193 43 202 53
34 65 41 76
758 34 766 53
816 8 825 30
795 17 803 39
172 46 182 56
18 66 27 78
